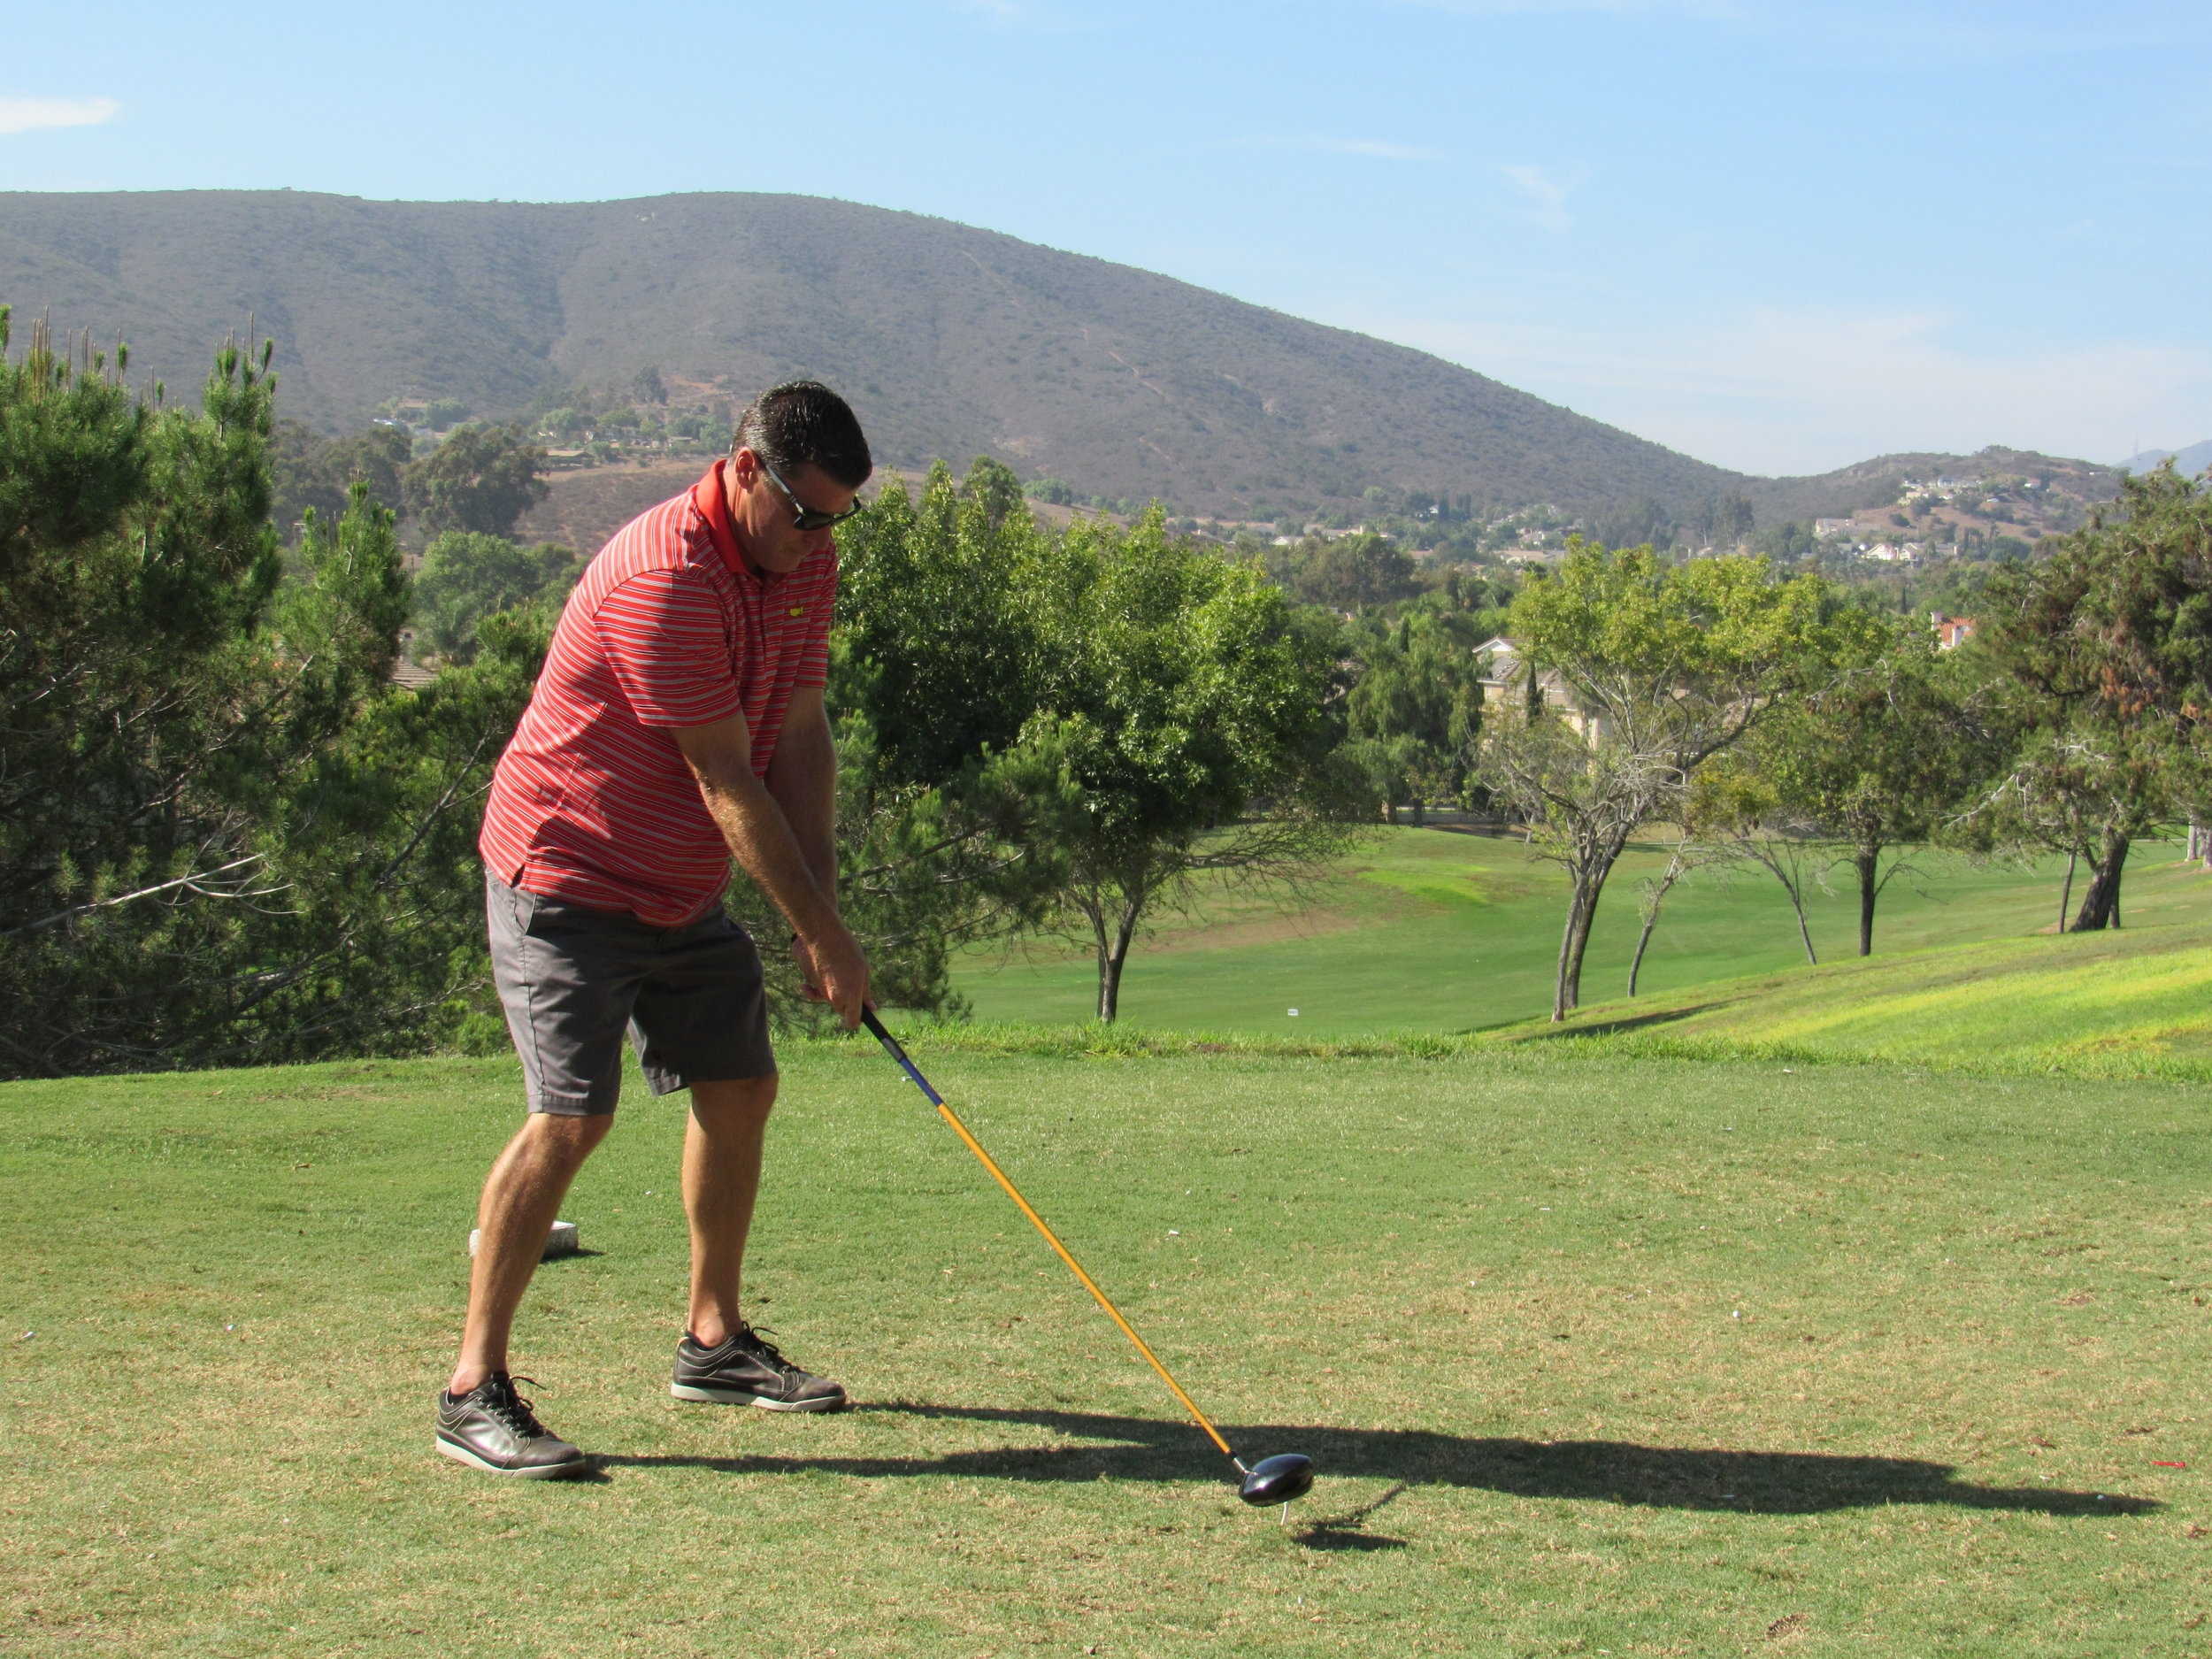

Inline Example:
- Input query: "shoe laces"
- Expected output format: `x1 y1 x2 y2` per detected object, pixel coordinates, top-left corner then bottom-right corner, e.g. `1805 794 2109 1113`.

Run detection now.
481 1372 551 1439
732 1323 800 1377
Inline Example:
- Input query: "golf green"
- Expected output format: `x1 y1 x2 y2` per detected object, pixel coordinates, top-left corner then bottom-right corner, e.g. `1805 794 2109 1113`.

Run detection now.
956 827 2185 1037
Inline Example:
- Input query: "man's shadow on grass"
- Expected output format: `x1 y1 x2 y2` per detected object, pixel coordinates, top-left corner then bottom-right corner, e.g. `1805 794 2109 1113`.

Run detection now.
598 1402 2154 1518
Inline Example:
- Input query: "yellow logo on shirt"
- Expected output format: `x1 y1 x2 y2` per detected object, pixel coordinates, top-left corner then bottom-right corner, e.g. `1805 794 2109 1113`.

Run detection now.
788 606 805 618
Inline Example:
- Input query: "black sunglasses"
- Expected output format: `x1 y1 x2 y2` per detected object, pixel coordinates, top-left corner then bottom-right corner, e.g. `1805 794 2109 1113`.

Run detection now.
757 456 865 533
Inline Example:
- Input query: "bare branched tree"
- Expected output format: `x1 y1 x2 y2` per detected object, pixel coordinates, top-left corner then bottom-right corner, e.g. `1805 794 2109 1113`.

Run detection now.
1477 544 1847 1020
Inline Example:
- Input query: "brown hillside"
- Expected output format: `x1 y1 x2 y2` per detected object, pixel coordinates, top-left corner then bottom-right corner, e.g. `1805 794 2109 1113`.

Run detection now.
0 188 1748 520
0 189 2118 528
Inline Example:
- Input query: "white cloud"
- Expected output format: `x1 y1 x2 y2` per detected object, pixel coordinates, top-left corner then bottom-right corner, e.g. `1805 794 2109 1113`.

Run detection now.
1360 303 2212 474
0 96 120 136
1236 134 1444 161
1497 163 1583 233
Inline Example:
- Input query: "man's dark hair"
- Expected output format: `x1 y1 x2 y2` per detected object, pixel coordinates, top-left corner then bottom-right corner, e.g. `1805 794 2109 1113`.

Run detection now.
732 381 872 489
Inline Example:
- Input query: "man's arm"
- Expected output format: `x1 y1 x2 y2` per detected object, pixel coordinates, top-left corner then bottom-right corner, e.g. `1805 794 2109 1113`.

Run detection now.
672 705 869 1027
763 688 844 1010
763 686 837 903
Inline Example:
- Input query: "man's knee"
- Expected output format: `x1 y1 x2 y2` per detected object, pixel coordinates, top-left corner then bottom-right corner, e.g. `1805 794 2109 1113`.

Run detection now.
689 1074 778 1128
518 1109 616 1168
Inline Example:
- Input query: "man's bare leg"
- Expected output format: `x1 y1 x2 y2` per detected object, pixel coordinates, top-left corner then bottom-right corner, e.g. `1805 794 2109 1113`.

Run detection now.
682 1076 778 1346
449 1113 612 1395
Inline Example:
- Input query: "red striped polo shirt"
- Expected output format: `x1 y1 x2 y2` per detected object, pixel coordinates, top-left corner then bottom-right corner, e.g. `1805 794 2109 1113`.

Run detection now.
479 460 838 926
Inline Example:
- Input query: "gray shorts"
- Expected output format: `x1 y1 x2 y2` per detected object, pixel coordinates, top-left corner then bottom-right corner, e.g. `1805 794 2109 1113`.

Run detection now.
486 873 776 1116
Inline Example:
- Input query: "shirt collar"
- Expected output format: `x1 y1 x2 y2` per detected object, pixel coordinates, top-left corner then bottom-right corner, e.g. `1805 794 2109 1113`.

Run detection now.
691 458 769 587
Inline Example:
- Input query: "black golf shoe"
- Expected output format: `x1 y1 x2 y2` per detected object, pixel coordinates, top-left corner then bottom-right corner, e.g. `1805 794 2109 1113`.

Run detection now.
671 1324 847 1411
435 1371 588 1478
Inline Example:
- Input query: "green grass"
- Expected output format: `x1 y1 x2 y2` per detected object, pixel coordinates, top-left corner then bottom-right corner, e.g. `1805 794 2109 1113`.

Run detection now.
955 826 2199 1039
1509 926 2212 1079
5 1043 2210 1655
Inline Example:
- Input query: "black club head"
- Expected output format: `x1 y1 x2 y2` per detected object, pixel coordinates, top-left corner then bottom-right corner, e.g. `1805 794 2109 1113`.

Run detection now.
1238 1453 1315 1505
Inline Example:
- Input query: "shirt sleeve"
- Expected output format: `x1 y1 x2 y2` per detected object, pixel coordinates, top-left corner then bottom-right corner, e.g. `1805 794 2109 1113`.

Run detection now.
593 567 747 729
793 552 840 691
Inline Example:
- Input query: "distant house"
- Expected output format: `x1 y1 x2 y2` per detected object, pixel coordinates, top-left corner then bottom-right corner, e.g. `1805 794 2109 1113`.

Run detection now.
1814 517 1856 538
1865 541 1924 563
1476 636 1607 738
1931 613 1977 650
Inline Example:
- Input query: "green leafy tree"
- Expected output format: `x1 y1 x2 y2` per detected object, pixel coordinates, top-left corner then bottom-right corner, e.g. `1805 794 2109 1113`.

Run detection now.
1477 541 1844 1019
234 591 549 1064
958 454 1029 531
826 462 1071 1019
1284 532 1418 609
1341 604 1487 818
269 420 412 540
1023 512 1359 1018
0 311 542 1074
838 462 1358 1021
403 423 550 536
1971 721 2163 932
411 531 581 662
0 315 288 1071
1977 462 2212 930
1751 618 1993 955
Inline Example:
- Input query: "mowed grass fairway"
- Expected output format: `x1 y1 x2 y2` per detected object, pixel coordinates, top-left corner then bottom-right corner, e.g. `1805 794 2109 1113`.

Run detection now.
954 827 2194 1038
5 1042 2210 1655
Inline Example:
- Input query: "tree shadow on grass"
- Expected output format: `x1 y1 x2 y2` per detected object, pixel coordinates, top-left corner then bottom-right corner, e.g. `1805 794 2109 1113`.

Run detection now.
1521 1004 1724 1040
598 1403 2154 1517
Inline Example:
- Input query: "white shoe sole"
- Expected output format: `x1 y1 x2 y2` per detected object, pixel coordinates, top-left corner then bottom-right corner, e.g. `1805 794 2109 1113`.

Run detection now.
669 1382 846 1411
434 1435 588 1478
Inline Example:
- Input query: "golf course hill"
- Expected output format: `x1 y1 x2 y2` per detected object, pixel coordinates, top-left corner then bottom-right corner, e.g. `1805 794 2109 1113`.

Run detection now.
1491 907 2212 1080
937 832 2212 1082
0 188 2115 526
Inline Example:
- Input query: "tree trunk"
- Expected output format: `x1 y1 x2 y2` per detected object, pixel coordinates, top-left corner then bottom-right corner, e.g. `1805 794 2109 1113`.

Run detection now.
2056 847 2077 934
1627 846 1691 998
1756 844 1818 965
1552 845 1624 1021
1086 899 1114 1020
1552 878 1597 1021
2070 833 2128 933
1094 891 1144 1021
1626 911 1657 998
1855 844 1879 957
1619 925 1655 1000
1793 895 1819 966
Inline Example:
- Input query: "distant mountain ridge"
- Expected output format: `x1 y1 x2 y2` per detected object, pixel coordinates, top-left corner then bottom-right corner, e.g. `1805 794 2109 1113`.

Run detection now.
2123 441 2212 477
0 188 2120 527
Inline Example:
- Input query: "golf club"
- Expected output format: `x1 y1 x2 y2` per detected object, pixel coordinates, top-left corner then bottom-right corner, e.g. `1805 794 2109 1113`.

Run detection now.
861 1009 1315 1508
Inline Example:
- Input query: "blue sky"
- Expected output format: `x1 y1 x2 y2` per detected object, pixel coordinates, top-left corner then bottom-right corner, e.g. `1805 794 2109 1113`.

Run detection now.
5 0 2208 476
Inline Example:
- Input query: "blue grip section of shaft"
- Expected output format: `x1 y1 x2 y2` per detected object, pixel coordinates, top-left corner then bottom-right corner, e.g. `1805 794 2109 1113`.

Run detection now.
863 1010 944 1106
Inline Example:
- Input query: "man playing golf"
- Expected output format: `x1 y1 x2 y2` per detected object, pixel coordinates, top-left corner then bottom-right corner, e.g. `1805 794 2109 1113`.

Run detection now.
436 381 873 1478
